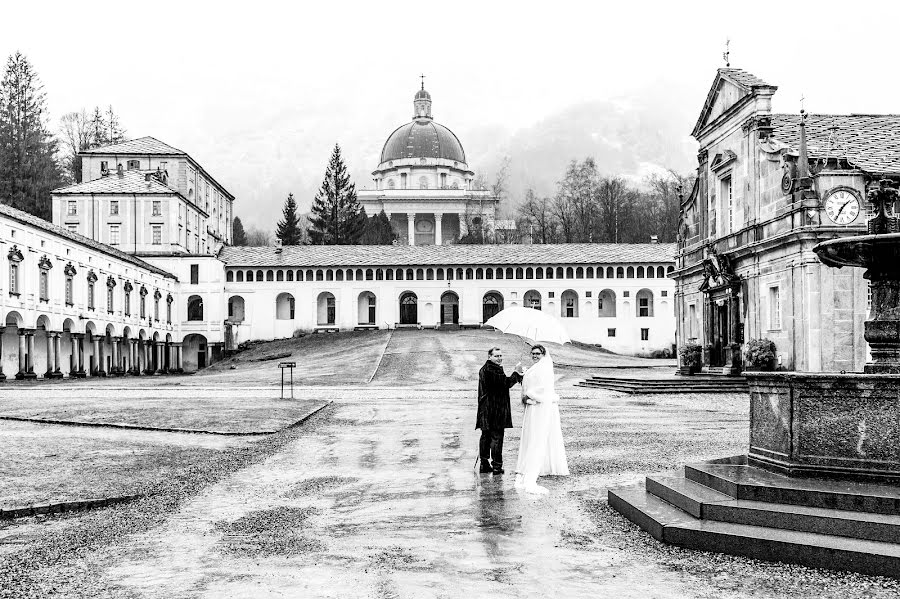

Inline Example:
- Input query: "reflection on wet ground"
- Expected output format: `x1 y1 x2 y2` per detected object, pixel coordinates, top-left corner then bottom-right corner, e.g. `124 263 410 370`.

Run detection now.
96 391 704 599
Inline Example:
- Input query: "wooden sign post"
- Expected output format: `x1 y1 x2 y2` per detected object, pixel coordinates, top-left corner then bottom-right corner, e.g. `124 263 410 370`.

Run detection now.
278 362 296 399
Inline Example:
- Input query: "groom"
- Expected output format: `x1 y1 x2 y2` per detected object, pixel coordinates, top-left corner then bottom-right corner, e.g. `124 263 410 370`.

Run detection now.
476 347 523 474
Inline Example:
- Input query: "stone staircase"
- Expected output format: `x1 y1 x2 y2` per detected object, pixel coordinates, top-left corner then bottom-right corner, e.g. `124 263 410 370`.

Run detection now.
576 375 748 394
609 456 900 577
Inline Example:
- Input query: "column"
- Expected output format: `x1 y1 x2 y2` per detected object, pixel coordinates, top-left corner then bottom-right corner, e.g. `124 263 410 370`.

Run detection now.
434 213 443 246
458 213 468 238
176 343 183 372
16 329 26 379
407 213 415 246
0 327 5 381
45 332 54 378
25 330 36 379
154 342 164 375
111 337 121 375
71 333 85 377
92 336 101 375
143 341 151 374
52 333 62 377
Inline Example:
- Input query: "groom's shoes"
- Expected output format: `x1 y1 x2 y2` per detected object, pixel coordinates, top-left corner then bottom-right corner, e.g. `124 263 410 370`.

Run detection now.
479 462 494 474
492 467 505 474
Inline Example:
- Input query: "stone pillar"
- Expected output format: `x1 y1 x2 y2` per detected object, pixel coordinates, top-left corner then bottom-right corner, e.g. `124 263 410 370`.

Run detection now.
458 213 468 238
71 333 85 378
0 326 5 381
111 337 121 375
52 333 62 378
92 336 101 375
154 342 164 375
407 213 415 246
45 332 54 378
16 329 26 379
434 213 443 246
24 330 37 379
175 343 183 372
143 341 151 375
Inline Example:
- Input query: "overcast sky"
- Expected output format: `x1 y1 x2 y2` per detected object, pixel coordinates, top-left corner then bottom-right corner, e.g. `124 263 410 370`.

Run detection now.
4 1 899 228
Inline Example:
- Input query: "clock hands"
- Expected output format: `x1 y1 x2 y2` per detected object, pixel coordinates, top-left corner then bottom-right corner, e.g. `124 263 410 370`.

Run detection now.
835 197 855 221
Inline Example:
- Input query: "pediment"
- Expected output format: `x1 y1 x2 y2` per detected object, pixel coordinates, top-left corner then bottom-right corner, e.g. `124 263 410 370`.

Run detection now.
692 69 777 138
710 150 737 173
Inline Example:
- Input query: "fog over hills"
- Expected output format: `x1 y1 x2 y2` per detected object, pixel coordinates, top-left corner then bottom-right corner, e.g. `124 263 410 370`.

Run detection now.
220 84 699 229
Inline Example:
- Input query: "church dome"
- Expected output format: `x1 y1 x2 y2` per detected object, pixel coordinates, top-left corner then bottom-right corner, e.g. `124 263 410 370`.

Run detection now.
380 120 467 164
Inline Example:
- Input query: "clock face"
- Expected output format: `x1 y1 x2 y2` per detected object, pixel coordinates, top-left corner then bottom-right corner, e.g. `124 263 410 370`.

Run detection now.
824 190 860 225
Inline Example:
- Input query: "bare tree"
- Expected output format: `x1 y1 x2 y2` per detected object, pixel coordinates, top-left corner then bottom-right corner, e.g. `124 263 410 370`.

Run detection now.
518 188 559 244
245 226 273 246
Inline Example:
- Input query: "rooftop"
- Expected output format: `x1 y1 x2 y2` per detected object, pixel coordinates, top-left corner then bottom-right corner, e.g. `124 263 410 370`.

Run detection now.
218 243 676 268
79 136 184 155
0 203 177 279
52 170 178 195
771 113 900 175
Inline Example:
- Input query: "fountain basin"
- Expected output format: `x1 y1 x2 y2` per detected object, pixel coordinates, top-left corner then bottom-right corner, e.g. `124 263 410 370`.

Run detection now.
814 232 900 271
748 372 900 481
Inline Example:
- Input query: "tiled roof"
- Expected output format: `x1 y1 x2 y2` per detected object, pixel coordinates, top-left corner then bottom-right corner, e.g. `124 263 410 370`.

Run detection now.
771 114 900 175
79 136 184 155
218 243 676 268
0 202 177 279
52 170 179 195
719 68 772 89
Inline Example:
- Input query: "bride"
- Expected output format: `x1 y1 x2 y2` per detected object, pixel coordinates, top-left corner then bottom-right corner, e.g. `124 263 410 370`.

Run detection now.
514 344 569 494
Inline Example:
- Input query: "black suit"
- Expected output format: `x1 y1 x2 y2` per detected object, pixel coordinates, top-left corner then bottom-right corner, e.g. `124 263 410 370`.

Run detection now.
476 360 522 469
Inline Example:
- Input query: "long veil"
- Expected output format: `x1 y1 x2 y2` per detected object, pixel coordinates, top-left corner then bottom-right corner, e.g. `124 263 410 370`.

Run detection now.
515 349 569 486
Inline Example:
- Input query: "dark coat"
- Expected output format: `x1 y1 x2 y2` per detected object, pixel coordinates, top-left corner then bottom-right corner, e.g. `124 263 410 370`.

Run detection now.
476 360 522 430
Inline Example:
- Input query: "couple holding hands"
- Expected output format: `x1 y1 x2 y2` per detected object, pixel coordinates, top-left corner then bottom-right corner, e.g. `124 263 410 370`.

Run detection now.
476 344 569 494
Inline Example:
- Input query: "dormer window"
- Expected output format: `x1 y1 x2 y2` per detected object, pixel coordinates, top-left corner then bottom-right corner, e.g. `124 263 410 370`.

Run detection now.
110 200 119 216
127 159 140 170
67 200 77 216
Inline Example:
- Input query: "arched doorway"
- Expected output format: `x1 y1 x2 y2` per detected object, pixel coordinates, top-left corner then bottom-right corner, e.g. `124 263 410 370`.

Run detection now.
441 291 459 325
524 290 541 311
183 333 208 372
400 292 418 325
358 292 377 325
482 291 503 322
276 292 295 320
227 295 245 322
317 292 336 325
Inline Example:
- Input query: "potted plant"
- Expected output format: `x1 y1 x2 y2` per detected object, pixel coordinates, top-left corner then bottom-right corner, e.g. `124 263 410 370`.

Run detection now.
679 342 703 374
746 338 777 371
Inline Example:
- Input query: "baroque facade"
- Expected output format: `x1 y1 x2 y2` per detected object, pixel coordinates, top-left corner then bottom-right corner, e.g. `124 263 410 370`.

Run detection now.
674 67 885 374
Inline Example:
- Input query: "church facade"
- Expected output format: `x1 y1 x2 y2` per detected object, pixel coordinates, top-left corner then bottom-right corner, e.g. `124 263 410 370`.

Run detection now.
0 82 677 380
674 67 886 374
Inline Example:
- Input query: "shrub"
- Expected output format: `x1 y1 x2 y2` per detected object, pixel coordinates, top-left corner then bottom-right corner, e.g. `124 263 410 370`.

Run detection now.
747 338 777 370
679 342 703 373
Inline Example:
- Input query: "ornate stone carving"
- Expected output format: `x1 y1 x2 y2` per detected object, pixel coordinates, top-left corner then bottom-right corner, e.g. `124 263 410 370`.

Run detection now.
38 255 52 270
106 275 117 288
7 245 23 262
699 248 738 292
64 262 77 277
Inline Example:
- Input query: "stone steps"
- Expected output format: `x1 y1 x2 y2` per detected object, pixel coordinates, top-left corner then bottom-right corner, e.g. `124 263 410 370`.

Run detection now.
576 375 748 394
609 485 900 578
608 459 900 577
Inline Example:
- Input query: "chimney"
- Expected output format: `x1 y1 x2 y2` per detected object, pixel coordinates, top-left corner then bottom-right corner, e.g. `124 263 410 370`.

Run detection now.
116 163 124 178
274 239 283 254
796 110 813 190
650 235 659 244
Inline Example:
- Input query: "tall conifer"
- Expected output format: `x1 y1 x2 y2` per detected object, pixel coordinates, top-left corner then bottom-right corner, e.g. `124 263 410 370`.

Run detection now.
307 144 366 244
276 193 302 245
0 52 63 220
232 216 248 246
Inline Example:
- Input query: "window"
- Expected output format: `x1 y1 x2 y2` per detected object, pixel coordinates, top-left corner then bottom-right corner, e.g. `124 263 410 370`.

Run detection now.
152 200 161 216
723 175 734 232
127 159 140 170
100 160 108 173
152 225 162 245
190 264 199 284
67 201 77 216
641 328 649 341
769 286 782 330
188 295 203 321
65 270 74 305
608 328 616 337
9 263 19 295
39 270 49 301
140 288 147 318
87 272 96 309
688 304 697 339
639 298 650 317
662 290 668 297
107 286 114 313
167 295 173 324
124 289 131 316
154 292 160 321
110 200 119 216
109 224 120 245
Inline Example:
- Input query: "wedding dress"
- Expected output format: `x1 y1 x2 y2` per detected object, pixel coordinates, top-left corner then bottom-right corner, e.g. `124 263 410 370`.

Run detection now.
514 351 569 494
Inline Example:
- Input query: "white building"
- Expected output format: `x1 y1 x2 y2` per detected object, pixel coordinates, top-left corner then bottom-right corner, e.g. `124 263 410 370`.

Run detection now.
358 85 499 244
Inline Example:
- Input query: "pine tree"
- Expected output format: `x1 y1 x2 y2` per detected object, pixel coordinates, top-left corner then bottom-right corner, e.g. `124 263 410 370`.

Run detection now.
232 216 248 246
307 144 366 244
276 193 302 245
0 52 63 220
360 209 397 244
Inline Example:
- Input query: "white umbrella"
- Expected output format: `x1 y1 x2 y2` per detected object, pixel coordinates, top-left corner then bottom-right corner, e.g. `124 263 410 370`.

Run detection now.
483 306 571 345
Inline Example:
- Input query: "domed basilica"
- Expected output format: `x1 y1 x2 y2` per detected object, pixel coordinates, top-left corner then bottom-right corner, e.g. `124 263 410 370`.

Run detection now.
358 83 498 245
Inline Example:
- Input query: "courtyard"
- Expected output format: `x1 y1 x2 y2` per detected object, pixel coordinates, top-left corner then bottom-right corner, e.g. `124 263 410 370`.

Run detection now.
0 329 897 598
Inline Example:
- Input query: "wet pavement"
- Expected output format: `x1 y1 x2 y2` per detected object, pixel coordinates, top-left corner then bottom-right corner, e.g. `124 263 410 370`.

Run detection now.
95 389 698 599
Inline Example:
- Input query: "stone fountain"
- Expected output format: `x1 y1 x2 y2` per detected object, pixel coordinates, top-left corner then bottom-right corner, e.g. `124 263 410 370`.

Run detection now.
748 180 900 480
608 181 900 576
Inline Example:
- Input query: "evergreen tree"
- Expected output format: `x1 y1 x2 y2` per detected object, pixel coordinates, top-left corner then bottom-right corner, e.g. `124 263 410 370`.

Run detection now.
360 209 396 244
0 52 63 220
232 216 248 246
276 193 302 245
307 144 366 244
